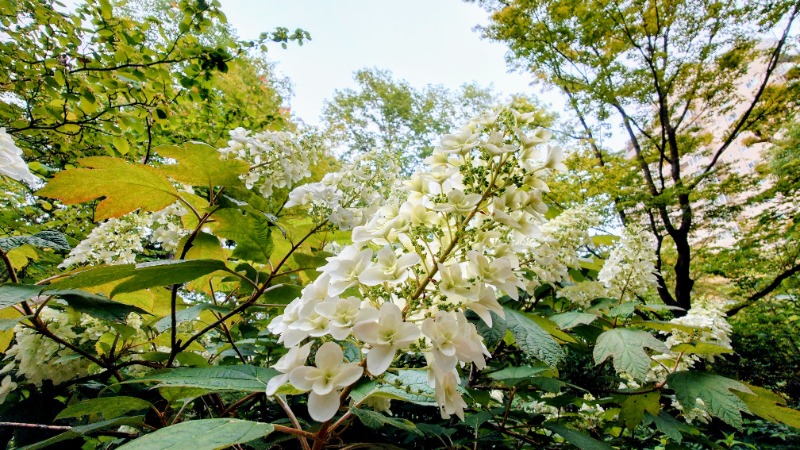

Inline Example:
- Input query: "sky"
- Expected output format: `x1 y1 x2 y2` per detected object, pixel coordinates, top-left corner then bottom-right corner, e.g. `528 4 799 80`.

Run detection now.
218 0 555 127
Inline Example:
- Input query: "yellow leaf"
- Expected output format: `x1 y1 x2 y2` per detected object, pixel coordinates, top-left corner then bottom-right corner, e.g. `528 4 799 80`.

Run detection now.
36 156 180 221
6 245 38 269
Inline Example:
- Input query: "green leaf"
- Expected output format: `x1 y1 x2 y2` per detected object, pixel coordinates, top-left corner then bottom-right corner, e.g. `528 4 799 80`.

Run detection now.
48 260 229 297
593 328 668 381
488 364 554 386
153 302 229 333
642 412 687 443
503 307 564 367
261 284 302 305
36 156 179 220
671 342 734 356
617 391 660 429
544 423 613 450
667 371 751 428
469 310 506 348
115 419 274 450
181 232 226 261
609 301 637 317
592 234 618 246
20 416 145 450
52 289 149 321
0 284 43 309
157 142 249 188
0 231 70 252
211 208 274 264
123 365 278 392
56 396 153 420
735 384 800 429
351 408 422 436
350 370 437 406
550 312 598 329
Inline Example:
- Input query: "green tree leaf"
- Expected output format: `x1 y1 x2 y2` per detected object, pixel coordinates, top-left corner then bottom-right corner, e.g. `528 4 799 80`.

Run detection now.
210 208 273 264
156 142 249 188
351 408 422 436
503 307 564 367
593 328 668 381
0 231 70 252
550 312 598 329
51 289 149 321
0 284 43 309
20 416 145 450
544 423 613 450
123 365 278 392
349 370 437 406
617 391 660 429
36 157 179 220
469 310 507 348
55 396 153 421
48 259 229 297
115 418 274 450
735 384 800 429
667 371 751 428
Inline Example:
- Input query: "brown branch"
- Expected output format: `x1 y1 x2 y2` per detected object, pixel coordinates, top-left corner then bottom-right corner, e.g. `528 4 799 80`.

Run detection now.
728 262 800 316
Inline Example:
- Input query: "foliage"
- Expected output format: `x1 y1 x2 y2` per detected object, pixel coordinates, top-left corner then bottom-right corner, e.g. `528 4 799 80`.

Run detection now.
0 2 798 449
474 0 800 313
321 68 554 171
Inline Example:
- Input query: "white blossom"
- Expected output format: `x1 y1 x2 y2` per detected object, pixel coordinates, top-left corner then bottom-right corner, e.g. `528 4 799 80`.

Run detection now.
0 128 38 186
353 303 420 376
289 342 363 422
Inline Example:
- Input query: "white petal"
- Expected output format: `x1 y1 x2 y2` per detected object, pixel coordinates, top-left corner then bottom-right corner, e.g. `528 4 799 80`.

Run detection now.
333 363 364 388
358 267 389 286
366 345 396 376
265 374 288 396
315 342 344 369
308 391 341 422
288 366 317 392
353 321 381 343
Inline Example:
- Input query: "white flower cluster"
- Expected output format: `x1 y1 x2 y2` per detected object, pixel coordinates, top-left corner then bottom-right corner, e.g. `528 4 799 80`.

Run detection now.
5 308 93 388
0 128 39 187
268 107 566 422
219 128 321 197
285 151 401 231
598 226 659 301
1 308 151 401
60 202 188 268
619 299 733 424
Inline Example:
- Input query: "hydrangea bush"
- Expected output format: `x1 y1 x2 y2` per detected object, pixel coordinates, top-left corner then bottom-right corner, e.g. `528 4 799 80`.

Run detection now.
0 108 797 449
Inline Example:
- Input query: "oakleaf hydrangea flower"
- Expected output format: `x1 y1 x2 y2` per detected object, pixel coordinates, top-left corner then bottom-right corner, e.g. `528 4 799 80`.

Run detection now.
353 303 420 375
0 128 38 187
289 342 363 421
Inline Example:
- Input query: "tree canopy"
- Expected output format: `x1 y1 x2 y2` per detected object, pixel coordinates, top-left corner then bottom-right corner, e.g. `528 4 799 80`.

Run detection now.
476 0 800 311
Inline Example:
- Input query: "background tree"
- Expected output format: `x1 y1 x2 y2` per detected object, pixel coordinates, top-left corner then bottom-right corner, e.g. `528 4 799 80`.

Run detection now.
475 0 800 311
321 68 554 170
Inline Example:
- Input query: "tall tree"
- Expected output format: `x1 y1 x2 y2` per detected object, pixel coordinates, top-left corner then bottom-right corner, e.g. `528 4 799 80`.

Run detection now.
476 0 800 311
0 0 305 166
321 68 552 170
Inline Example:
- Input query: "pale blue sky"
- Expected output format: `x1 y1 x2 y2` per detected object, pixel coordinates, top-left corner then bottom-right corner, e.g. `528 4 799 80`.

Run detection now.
218 0 557 126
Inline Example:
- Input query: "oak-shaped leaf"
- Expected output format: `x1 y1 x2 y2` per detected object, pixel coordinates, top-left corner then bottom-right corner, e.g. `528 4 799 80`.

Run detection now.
735 384 800 429
667 371 751 428
157 142 249 188
36 157 179 220
593 328 668 381
504 307 564 367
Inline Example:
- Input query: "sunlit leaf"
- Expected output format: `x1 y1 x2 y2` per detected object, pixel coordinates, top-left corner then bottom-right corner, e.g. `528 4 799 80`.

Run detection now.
115 419 274 450
593 328 668 381
36 157 179 220
157 142 249 188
